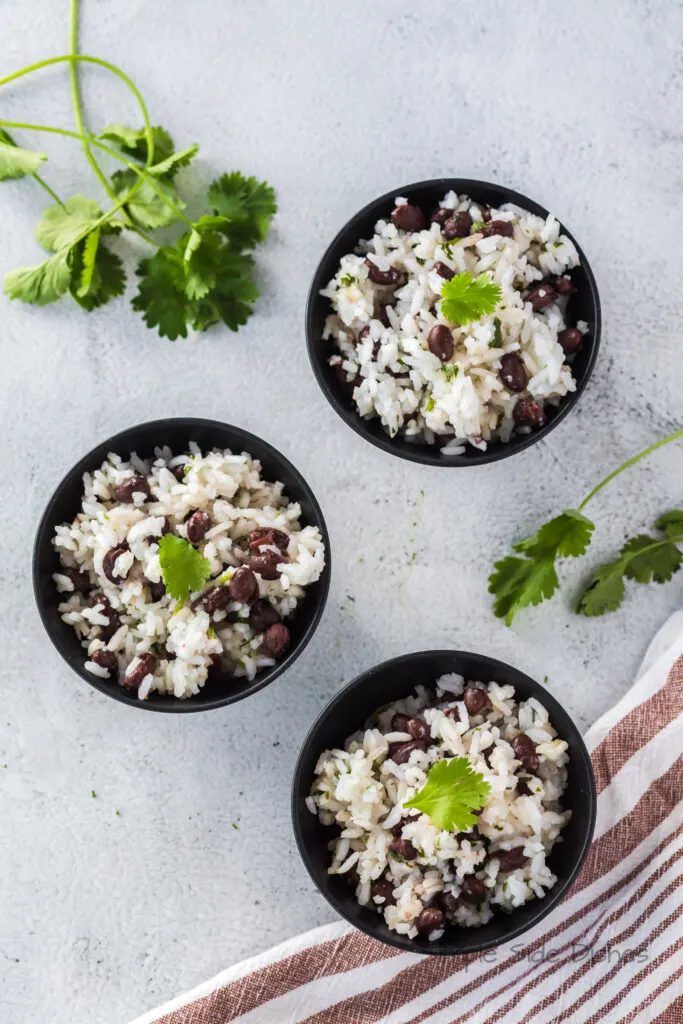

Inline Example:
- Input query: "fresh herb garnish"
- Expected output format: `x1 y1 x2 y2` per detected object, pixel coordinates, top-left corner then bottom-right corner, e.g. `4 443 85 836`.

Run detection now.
489 317 503 348
403 757 490 833
339 273 356 287
489 430 683 624
158 535 211 603
471 220 487 232
440 272 501 326
442 364 460 382
425 396 435 412
0 1 275 338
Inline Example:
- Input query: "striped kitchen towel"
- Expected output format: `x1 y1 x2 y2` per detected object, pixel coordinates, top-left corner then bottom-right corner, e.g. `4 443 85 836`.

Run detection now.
132 612 683 1024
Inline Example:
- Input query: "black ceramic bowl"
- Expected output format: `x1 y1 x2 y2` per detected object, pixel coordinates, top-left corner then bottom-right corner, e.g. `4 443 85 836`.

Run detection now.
306 179 601 466
33 418 331 713
292 650 596 955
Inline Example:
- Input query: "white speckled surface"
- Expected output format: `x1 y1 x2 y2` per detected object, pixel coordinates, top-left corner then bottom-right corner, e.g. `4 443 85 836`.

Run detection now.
2 1 683 1021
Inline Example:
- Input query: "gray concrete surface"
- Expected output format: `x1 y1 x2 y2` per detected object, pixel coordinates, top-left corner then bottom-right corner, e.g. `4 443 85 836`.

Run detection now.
1 0 683 1021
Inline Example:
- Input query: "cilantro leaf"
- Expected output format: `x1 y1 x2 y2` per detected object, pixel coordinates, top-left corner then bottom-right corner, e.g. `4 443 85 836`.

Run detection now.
35 196 113 251
489 317 503 348
208 172 277 247
111 170 183 229
403 757 490 833
148 145 198 179
99 124 175 165
4 250 72 305
0 130 47 181
622 534 682 584
132 246 189 339
189 246 259 332
656 510 683 541
69 233 126 311
513 510 594 560
489 555 560 626
578 513 683 616
490 510 594 625
578 559 626 616
440 272 501 326
158 535 211 603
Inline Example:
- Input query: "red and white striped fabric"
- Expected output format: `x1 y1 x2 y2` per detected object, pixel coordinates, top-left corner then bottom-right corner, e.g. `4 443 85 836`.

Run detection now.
132 613 683 1024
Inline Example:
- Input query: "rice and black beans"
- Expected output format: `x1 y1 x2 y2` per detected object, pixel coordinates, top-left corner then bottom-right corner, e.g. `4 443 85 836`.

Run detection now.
53 445 325 699
322 192 588 453
307 674 570 940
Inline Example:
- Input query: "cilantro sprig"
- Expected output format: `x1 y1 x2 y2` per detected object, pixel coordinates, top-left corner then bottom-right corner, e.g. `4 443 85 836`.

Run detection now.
489 430 683 624
440 272 501 326
404 757 490 833
158 535 211 604
0 2 276 338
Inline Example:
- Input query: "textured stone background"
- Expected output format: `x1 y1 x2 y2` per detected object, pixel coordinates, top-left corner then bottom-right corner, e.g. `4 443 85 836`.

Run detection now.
2 1 683 1021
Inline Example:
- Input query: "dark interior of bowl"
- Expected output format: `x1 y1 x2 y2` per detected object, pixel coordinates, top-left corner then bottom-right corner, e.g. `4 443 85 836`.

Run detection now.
33 418 330 713
306 178 601 466
293 650 596 955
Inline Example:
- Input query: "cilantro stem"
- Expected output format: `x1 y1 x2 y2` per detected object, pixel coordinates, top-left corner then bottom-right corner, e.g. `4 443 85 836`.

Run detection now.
32 174 63 205
0 54 154 213
578 429 683 511
68 0 113 201
0 120 193 230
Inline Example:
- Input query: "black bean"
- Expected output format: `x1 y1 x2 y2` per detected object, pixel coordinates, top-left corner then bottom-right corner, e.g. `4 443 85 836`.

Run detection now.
227 566 259 604
262 622 290 659
194 586 231 614
391 204 425 232
186 510 211 545
358 325 371 341
365 259 401 287
149 580 166 602
495 847 529 872
438 890 461 916
91 592 121 641
390 837 418 861
483 219 514 238
558 327 583 354
247 526 289 552
512 733 539 773
481 207 493 222
114 475 151 503
430 207 452 227
103 545 129 584
160 517 173 535
346 867 360 888
415 907 444 936
388 739 427 765
91 648 118 675
550 275 577 295
172 465 186 483
390 821 405 838
391 713 412 733
123 652 156 690
463 687 492 715
427 324 454 362
406 718 430 741
526 285 556 311
433 261 455 281
63 567 91 593
513 397 545 427
249 599 281 633
460 877 487 904
499 353 528 393
249 550 284 580
442 211 472 240
371 878 396 906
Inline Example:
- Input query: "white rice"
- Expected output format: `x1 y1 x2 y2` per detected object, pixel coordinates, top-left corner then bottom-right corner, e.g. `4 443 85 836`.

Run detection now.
52 444 326 699
321 192 586 451
308 675 570 939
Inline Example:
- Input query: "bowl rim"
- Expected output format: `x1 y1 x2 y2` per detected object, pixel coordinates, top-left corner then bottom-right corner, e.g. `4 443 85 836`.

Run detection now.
305 177 602 467
33 417 331 714
291 648 597 955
